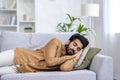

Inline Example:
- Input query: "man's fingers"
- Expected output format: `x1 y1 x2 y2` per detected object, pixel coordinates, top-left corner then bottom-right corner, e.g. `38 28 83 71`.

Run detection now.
75 49 83 59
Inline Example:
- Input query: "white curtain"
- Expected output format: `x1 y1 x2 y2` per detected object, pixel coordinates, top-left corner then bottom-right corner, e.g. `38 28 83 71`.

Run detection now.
90 0 120 79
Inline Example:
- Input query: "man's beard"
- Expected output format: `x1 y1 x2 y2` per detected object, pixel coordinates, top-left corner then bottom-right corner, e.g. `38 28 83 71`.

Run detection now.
65 44 75 55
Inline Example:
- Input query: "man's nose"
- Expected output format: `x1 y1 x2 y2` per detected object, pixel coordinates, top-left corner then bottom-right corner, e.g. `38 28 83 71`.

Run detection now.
73 47 77 51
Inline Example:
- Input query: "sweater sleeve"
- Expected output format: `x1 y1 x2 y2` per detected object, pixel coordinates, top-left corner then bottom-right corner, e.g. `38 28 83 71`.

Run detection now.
44 38 75 67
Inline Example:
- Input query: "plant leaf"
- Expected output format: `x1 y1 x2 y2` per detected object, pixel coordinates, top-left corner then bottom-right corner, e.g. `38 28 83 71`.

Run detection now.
56 13 91 33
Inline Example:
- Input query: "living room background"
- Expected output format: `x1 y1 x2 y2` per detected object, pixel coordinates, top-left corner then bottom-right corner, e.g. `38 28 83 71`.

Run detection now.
34 0 120 79
0 0 119 80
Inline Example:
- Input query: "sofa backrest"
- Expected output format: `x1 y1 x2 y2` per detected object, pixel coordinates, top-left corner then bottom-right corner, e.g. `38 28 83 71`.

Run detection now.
0 31 74 52
30 33 74 49
0 31 31 52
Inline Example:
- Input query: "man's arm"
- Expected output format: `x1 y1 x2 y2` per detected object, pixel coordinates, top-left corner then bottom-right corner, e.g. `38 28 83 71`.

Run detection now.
60 50 83 71
44 38 76 67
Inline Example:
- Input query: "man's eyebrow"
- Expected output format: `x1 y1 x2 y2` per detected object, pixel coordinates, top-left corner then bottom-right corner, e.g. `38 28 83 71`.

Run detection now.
74 42 77 45
74 42 82 50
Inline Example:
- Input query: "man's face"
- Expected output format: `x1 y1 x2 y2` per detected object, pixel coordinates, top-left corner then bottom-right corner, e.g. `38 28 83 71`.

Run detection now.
65 39 83 55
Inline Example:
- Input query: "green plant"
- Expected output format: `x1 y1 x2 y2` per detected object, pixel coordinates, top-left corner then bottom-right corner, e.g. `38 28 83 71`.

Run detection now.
56 14 91 35
24 27 32 30
24 27 32 33
76 23 91 35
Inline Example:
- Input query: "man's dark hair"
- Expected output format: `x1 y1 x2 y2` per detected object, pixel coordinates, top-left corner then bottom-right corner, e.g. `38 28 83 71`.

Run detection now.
69 33 89 49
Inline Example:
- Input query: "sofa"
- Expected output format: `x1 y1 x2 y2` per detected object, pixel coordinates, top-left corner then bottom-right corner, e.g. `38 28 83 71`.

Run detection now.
0 31 113 80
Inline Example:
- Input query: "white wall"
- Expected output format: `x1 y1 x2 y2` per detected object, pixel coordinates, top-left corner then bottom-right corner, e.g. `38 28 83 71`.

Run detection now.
35 0 81 33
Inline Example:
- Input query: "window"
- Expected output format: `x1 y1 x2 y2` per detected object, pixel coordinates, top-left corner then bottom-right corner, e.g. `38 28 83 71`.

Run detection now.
109 0 120 33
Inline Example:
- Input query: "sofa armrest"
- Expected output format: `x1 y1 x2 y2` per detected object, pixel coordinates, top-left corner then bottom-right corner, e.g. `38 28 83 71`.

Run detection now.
89 54 113 80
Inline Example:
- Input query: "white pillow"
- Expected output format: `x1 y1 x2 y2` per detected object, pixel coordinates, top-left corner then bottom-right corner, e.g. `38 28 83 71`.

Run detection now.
74 43 90 68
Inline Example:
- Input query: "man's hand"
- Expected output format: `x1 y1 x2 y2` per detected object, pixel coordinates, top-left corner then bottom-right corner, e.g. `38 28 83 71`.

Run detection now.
60 49 83 71
66 49 83 60
65 49 83 60
74 49 83 60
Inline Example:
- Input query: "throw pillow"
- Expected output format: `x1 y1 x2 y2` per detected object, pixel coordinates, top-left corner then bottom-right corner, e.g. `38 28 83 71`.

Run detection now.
73 47 101 70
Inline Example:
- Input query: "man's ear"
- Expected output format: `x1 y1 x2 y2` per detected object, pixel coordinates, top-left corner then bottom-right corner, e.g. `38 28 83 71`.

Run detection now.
66 40 70 44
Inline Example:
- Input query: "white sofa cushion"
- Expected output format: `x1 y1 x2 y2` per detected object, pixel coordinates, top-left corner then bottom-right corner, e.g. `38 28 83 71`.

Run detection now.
1 70 96 80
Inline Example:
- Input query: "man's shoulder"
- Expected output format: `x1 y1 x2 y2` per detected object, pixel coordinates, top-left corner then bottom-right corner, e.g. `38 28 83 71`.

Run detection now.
52 38 61 41
48 38 63 45
51 38 62 43
46 38 63 46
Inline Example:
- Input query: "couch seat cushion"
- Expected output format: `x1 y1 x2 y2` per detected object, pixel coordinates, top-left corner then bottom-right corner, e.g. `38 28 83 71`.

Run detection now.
1 70 96 80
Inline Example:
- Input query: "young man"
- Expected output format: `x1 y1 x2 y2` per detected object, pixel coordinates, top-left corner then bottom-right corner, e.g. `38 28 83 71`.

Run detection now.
0 33 89 75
